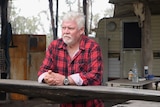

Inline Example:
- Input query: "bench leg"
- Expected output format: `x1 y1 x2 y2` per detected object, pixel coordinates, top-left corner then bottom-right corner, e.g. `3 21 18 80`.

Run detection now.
155 82 159 90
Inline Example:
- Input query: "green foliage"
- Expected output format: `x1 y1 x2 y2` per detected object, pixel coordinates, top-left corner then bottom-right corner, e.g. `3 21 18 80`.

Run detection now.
9 3 48 35
11 16 42 34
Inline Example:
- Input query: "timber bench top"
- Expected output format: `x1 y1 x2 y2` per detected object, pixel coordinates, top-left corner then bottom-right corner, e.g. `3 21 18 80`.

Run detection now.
106 78 159 86
0 79 160 103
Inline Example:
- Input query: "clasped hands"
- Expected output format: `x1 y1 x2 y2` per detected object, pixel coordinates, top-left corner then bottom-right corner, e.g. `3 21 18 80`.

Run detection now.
43 70 65 86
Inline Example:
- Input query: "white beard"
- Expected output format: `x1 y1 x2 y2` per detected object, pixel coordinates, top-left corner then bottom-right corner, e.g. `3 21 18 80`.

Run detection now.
62 34 73 45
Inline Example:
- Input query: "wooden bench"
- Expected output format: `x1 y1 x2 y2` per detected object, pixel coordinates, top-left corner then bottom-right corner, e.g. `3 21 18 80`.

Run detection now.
106 78 160 90
154 76 160 90
112 100 160 107
0 79 160 103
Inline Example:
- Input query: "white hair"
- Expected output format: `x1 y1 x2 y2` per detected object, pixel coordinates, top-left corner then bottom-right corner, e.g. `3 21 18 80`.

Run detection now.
62 11 85 30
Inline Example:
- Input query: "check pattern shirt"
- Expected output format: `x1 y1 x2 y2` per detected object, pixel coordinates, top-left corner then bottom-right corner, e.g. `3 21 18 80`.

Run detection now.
38 35 104 107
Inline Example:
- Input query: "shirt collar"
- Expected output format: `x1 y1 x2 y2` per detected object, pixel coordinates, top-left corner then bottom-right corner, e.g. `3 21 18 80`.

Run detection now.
79 35 86 51
58 38 67 50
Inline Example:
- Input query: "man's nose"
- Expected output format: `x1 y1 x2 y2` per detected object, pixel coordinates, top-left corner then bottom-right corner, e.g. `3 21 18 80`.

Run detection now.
63 28 70 33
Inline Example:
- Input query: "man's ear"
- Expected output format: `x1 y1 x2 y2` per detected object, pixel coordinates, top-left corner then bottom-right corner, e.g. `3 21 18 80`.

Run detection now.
80 27 85 35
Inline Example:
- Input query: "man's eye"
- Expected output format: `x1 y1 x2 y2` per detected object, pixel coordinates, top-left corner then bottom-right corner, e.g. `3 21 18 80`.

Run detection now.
62 27 66 30
68 27 74 30
62 27 74 30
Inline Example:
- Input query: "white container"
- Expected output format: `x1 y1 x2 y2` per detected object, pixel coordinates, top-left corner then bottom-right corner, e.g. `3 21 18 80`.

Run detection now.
144 66 149 79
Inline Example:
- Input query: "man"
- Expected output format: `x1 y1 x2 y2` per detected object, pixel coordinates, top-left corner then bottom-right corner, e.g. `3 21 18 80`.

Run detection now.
38 11 104 107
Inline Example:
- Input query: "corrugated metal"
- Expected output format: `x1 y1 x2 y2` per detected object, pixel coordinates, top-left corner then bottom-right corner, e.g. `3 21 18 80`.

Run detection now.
96 15 160 78
153 59 160 76
96 18 107 38
108 58 120 78
106 18 121 52
151 15 160 76
122 50 142 78
151 15 160 50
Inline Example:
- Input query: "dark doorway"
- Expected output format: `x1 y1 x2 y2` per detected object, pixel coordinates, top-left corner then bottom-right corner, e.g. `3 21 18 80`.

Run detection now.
123 22 141 49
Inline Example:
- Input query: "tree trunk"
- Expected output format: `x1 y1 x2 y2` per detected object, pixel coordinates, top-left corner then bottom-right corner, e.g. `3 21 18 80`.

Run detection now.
83 0 88 35
141 1 153 75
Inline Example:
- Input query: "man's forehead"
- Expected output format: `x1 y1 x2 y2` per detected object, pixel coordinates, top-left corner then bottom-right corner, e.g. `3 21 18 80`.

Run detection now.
62 21 77 26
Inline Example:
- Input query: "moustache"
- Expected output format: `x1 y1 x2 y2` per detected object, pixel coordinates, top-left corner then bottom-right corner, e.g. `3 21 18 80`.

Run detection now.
63 34 71 38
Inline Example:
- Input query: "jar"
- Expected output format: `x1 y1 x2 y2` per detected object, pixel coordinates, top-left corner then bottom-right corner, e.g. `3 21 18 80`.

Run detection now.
128 69 133 80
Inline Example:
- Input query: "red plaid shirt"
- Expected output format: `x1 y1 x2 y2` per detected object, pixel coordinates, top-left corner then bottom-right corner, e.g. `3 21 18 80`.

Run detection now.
38 35 104 107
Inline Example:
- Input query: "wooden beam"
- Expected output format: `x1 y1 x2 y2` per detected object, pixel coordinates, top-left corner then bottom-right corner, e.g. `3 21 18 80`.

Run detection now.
109 0 160 4
48 0 57 40
0 0 8 48
0 79 160 103
83 0 88 35
109 0 140 4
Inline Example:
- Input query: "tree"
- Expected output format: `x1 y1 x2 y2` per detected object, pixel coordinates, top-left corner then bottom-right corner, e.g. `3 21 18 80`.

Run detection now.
92 13 100 28
104 5 114 17
9 2 48 35
11 16 42 34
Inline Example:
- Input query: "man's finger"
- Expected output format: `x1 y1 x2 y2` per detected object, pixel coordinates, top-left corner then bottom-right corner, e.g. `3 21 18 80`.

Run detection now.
48 70 52 74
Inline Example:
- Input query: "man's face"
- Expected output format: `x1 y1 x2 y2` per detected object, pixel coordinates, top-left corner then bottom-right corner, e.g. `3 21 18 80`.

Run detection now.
62 20 84 46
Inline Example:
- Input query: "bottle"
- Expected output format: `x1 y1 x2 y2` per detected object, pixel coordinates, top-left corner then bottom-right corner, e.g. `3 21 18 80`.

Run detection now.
132 63 139 82
128 69 133 80
144 66 149 80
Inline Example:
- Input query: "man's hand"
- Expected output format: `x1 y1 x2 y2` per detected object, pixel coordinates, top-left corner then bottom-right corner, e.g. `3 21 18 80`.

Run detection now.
43 70 65 85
